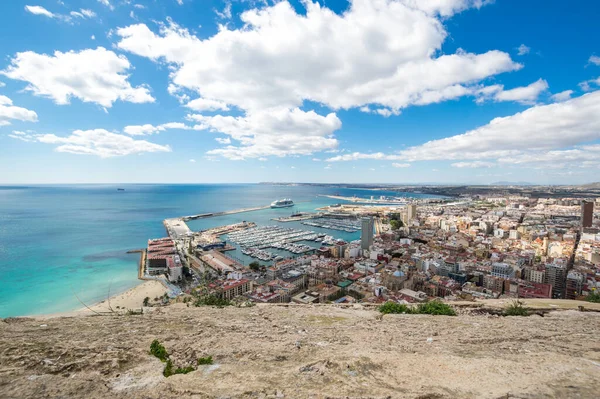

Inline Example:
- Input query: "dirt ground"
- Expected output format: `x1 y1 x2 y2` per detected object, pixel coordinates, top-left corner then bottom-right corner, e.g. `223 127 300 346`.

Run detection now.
1 303 600 398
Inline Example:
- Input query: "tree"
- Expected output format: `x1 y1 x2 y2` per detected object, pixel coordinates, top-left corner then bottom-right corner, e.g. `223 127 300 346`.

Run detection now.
249 261 260 271
390 219 404 230
143 297 150 307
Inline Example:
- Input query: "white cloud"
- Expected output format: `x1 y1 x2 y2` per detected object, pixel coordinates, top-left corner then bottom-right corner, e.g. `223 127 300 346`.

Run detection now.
579 77 600 92
451 161 495 168
491 78 549 104
91 35 96 40
392 163 411 168
517 44 530 56
391 90 600 162
0 82 5 88
97 0 114 10
215 1 232 19
327 152 403 162
186 97 229 112
123 122 195 135
215 137 231 144
324 164 332 170
190 107 341 160
25 5 55 18
589 55 600 66
134 4 146 9
80 9 97 18
189 159 196 163
0 95 38 126
176 0 183 5
550 90 573 102
35 129 170 157
116 0 519 117
2 47 154 108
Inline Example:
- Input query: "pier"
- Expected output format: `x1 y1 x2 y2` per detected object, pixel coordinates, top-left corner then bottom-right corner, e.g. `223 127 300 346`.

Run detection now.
181 205 271 221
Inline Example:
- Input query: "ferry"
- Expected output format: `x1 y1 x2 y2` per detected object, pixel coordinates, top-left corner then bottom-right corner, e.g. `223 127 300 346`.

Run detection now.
270 198 294 208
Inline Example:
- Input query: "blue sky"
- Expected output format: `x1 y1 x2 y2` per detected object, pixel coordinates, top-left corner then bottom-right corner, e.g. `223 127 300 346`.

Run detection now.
1 0 599 184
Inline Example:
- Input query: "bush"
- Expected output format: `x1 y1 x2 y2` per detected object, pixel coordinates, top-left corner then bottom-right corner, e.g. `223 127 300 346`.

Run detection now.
378 302 411 314
174 365 196 375
197 356 213 365
150 339 169 362
586 292 600 303
415 300 456 316
194 295 232 308
504 300 529 316
163 360 174 377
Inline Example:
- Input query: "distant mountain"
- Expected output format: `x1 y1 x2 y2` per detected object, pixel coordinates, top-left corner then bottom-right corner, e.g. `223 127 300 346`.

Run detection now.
489 181 534 186
576 182 600 189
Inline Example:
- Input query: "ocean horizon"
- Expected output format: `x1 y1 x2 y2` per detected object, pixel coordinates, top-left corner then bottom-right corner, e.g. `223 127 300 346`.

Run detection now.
0 184 437 317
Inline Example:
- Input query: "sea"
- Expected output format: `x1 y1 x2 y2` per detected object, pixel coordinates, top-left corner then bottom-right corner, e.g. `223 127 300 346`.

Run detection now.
0 184 439 317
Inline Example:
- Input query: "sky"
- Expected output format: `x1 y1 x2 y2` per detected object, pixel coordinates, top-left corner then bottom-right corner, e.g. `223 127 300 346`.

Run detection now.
0 0 599 185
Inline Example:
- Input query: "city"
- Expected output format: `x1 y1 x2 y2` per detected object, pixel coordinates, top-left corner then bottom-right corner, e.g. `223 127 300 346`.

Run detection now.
145 191 599 308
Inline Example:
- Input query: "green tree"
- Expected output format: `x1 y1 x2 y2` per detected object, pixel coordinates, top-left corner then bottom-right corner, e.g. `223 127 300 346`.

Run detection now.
143 297 150 307
249 261 260 271
390 219 404 230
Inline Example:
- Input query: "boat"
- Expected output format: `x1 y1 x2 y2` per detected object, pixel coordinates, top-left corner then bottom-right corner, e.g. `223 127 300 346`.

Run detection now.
117 188 125 191
270 198 294 208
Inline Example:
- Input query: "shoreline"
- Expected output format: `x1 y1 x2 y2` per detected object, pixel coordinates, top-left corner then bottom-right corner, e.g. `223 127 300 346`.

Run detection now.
36 279 168 319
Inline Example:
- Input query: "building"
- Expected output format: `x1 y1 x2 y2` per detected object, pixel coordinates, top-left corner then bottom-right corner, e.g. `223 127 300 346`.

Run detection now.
361 217 374 250
209 279 253 300
407 204 417 222
582 201 594 228
166 256 183 282
566 271 585 299
491 263 515 279
544 263 567 299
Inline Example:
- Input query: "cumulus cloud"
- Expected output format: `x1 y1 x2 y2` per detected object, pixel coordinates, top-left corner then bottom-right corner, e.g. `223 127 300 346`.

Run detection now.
190 108 341 160
186 97 229 112
25 5 55 18
517 44 530 56
114 0 524 159
2 47 154 108
215 137 231 144
550 90 573 102
451 161 495 168
35 129 170 157
589 55 600 66
0 95 38 126
392 163 411 168
123 122 197 135
493 79 549 104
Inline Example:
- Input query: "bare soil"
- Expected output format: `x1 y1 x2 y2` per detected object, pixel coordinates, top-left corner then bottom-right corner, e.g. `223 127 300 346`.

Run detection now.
1 303 600 398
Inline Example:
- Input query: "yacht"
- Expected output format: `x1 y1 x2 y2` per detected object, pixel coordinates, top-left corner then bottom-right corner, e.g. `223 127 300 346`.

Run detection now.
270 198 294 208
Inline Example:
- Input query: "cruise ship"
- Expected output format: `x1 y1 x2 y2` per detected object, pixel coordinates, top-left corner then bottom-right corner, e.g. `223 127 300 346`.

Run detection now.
270 198 294 208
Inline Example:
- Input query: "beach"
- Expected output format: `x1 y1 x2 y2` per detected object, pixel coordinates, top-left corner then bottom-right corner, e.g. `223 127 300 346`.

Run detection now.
40 280 168 318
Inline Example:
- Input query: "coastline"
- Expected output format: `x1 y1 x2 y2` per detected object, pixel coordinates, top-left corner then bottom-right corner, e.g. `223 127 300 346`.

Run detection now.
37 280 168 319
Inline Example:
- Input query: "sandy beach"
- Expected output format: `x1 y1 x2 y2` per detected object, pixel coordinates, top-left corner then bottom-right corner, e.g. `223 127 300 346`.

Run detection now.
40 280 169 318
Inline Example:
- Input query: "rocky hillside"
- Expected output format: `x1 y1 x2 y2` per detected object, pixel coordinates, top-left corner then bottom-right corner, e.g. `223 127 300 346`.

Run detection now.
2 304 600 398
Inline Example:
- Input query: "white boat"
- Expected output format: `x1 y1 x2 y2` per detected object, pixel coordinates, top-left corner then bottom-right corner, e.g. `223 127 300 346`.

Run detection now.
270 198 294 208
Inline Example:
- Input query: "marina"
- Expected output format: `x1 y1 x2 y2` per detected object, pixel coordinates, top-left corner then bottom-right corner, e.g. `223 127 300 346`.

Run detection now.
301 216 361 232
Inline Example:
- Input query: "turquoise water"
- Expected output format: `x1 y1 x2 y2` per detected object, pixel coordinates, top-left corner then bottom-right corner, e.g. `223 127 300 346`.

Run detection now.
0 184 437 317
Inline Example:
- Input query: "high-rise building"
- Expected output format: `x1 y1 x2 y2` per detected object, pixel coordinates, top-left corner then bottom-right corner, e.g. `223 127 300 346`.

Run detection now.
581 200 594 228
361 217 374 250
544 263 567 299
407 204 417 222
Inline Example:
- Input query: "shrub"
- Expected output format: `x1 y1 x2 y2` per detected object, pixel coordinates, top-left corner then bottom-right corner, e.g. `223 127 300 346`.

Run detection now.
194 295 232 308
150 339 169 362
586 292 600 303
504 300 529 316
378 302 412 314
415 300 456 316
143 297 150 307
197 356 213 365
174 365 196 375
163 360 174 377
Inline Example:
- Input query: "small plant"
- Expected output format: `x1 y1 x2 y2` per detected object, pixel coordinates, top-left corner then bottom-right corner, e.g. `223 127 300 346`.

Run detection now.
504 300 529 316
378 302 412 314
126 308 143 315
197 356 213 365
143 297 150 307
174 365 196 375
150 339 169 362
163 359 174 377
586 292 600 303
415 300 456 316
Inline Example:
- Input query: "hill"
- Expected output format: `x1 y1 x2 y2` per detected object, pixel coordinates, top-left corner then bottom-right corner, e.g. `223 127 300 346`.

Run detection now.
1 304 600 398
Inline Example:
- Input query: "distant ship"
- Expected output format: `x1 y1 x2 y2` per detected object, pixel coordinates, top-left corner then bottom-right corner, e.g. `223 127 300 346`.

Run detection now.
117 188 125 191
270 198 294 208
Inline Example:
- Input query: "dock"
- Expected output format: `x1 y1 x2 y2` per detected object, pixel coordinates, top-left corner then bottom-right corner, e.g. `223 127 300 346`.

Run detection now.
181 205 271 221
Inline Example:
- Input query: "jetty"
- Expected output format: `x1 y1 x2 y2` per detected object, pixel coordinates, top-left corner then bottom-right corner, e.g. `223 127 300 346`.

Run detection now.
181 205 270 221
